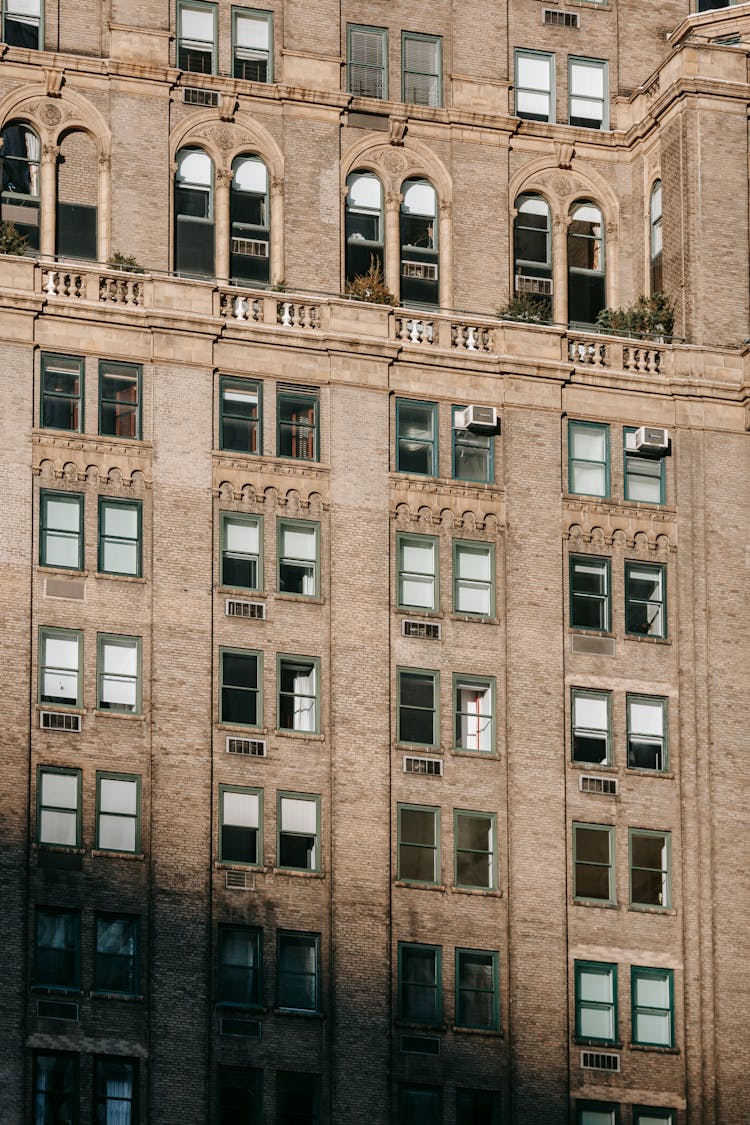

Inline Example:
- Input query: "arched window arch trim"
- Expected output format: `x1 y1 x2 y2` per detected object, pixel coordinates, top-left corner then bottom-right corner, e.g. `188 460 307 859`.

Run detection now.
344 168 384 285
1 119 41 252
567 197 606 327
512 192 553 318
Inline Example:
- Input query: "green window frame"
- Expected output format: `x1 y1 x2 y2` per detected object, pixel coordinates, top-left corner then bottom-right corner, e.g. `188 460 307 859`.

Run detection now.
277 791 320 872
97 633 142 714
454 675 494 753
94 1059 137 1123
396 398 438 476
276 1072 320 1125
568 420 610 498
398 942 442 1025
218 924 263 1007
220 377 262 455
221 512 262 591
38 626 82 708
571 689 611 766
570 555 610 632
398 667 438 747
575 961 617 1044
455 948 499 1030
347 23 387 99
456 1091 500 1125
232 7 272 82
627 695 668 772
624 427 666 504
177 0 217 72
515 48 554 122
631 967 674 1047
402 32 442 108
276 386 319 461
452 405 494 483
625 561 666 638
454 809 496 890
219 1066 263 1125
569 57 608 130
96 772 141 853
277 519 319 597
3 0 43 49
399 1085 441 1125
277 654 319 733
573 823 614 904
40 352 83 432
37 766 81 848
94 914 139 995
397 533 438 611
634 1109 675 1125
40 491 84 570
277 931 320 1012
220 647 262 728
34 907 80 991
397 803 440 884
98 360 141 440
630 829 671 909
98 497 142 577
34 1055 77 1125
453 540 494 617
576 1102 618 1125
220 784 263 866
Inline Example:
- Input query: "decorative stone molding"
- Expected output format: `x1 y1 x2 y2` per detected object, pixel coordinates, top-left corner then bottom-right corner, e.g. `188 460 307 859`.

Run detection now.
393 499 503 533
219 93 237 122
35 457 150 491
388 117 407 145
555 141 575 170
214 478 329 513
43 68 64 98
564 516 675 553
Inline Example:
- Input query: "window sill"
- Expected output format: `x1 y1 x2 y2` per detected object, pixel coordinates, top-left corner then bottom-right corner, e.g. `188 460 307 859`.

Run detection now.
397 742 442 753
92 850 145 861
216 1001 266 1013
35 703 86 715
276 593 325 605
450 886 502 898
568 628 615 639
37 565 87 577
449 614 499 625
31 987 83 998
214 861 267 873
33 844 85 856
624 634 671 646
572 899 619 910
273 1007 325 1020
574 1037 622 1049
395 1020 446 1033
217 723 267 735
218 586 265 599
452 1025 503 1037
271 867 324 878
397 607 442 619
92 709 145 721
394 881 446 893
627 769 675 780
93 572 146 584
629 904 676 916
274 728 325 741
90 991 144 1002
571 761 618 771
628 1043 679 1054
450 748 498 760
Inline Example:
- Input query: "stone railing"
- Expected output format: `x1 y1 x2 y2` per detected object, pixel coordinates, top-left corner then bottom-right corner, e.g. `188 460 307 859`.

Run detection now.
568 333 666 376
42 265 146 308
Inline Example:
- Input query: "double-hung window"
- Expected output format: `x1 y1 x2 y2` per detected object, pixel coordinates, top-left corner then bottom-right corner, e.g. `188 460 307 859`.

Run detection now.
399 943 441 1025
94 1059 137 1125
634 1110 675 1125
221 513 261 590
574 823 614 903
402 33 442 107
396 399 437 476
575 961 617 1043
631 967 674 1047
455 810 495 890
220 648 262 727
453 541 493 616
347 24 387 99
571 690 610 766
233 8 272 81
569 58 607 130
218 925 262 1007
577 1103 617 1125
625 562 666 637
398 804 439 884
40 492 83 570
97 634 141 713
278 520 319 596
219 1067 263 1125
630 830 671 908
570 556 610 632
277 931 320 1012
177 0 216 72
3 0 42 48
220 378 261 454
96 773 140 853
397 534 437 611
624 428 665 504
41 353 83 432
35 907 80 990
277 386 319 461
220 785 262 866
454 676 493 752
99 360 141 440
39 627 82 708
452 406 493 483
515 50 554 122
455 949 499 1030
99 498 142 577
568 421 609 497
399 1086 441 1125
398 668 438 746
627 695 667 772
94 914 139 995
34 1056 77 1125
37 767 80 848
277 792 320 871
278 655 318 732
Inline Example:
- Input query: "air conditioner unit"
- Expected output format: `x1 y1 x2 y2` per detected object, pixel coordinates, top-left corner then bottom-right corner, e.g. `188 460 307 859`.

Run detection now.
226 599 266 620
453 405 498 432
226 735 266 757
40 710 81 732
630 426 669 454
402 619 441 640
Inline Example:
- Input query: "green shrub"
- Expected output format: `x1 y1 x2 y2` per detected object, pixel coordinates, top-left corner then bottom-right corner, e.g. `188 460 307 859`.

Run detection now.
596 292 675 338
0 221 29 256
497 291 552 323
109 250 144 273
344 258 396 306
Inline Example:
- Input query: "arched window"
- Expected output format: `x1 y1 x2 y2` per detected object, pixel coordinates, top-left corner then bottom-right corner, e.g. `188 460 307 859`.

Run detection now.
230 154 269 285
1 121 40 251
567 201 605 326
57 130 98 260
174 147 214 277
650 180 662 293
345 170 383 283
400 178 438 306
513 194 552 319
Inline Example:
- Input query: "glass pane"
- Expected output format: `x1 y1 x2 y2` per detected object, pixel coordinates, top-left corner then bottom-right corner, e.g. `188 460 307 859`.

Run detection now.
400 843 435 882
402 577 434 608
281 797 316 832
97 917 135 955
637 1011 670 1044
103 541 137 574
517 90 550 116
571 462 606 495
571 427 606 461
632 834 665 870
571 63 604 97
579 968 612 1002
41 772 77 808
580 1112 615 1125
181 5 213 40
401 808 435 845
99 813 136 851
40 809 77 846
401 672 434 708
456 815 491 851
102 504 137 538
574 695 608 731
177 148 212 185
46 496 80 532
573 561 606 594
456 583 490 615
580 1006 613 1039
348 172 382 211
281 525 315 560
224 791 259 827
635 973 669 1008
44 635 78 670
456 547 490 580
233 156 268 194
402 180 436 217
399 403 434 440
518 55 550 90
103 641 138 676
226 518 259 554
402 540 433 575
100 778 137 815
630 699 663 735
577 828 610 863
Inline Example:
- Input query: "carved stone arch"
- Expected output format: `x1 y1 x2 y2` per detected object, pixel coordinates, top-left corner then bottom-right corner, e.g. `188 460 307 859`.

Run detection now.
655 532 671 553
394 502 412 522
461 510 479 532
130 469 147 492
107 466 124 487
84 464 101 485
416 504 434 527
567 522 585 542
262 484 280 507
484 513 500 533
62 461 78 482
590 525 607 545
633 530 649 551
284 488 303 512
218 481 235 502
38 459 57 483
307 491 324 513
438 507 456 529
612 528 628 548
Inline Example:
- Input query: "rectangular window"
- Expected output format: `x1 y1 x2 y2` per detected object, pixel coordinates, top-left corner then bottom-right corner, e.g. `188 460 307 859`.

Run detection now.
219 1067 263 1125
218 925 262 1007
455 810 496 890
577 1103 617 1125
276 1072 320 1125
571 690 610 766
625 562 666 637
220 377 261 455
398 668 438 746
277 387 319 461
96 773 140 853
99 360 141 440
220 648 262 727
233 8 272 82
574 823 614 903
40 492 83 570
33 1055 77 1125
569 57 608 130
4 0 42 49
624 428 665 504
396 399 437 476
94 914 139 995
399 942 441 1025
453 541 494 616
94 1059 136 1125
177 0 216 72
277 792 320 871
454 676 494 752
627 695 667 772
220 785 263 866
455 949 499 1030
221 512 262 590
570 556 610 632
37 766 80 848
39 626 82 708
97 634 141 713
278 519 319 596
515 49 554 122
631 967 674 1047
402 33 442 107
347 24 387 99
634 1109 675 1125
568 421 609 497
630 830 671 908
397 534 438 611
41 353 83 432
398 804 439 884
98 498 142 577
575 961 617 1043
35 907 80 990
452 406 493 483
277 931 320 1012
456 1090 500 1125
278 655 319 733
399 1086 441 1125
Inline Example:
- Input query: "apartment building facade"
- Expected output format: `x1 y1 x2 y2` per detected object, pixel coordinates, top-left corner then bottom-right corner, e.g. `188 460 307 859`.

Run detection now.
0 0 749 1122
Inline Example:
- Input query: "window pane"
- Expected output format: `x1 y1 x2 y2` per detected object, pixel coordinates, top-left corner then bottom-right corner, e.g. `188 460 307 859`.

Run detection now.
99 814 136 851
571 63 604 97
281 797 316 832
100 778 137 815
41 772 77 808
224 791 259 827
40 809 77 846
181 6 213 39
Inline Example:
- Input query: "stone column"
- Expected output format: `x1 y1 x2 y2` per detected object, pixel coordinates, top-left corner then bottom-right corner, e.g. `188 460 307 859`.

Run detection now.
97 153 111 264
214 167 233 283
40 144 59 259
384 192 401 304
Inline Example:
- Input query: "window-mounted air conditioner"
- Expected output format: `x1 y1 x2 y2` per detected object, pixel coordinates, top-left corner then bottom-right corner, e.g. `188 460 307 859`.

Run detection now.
629 426 669 455
453 405 498 432
40 710 81 732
